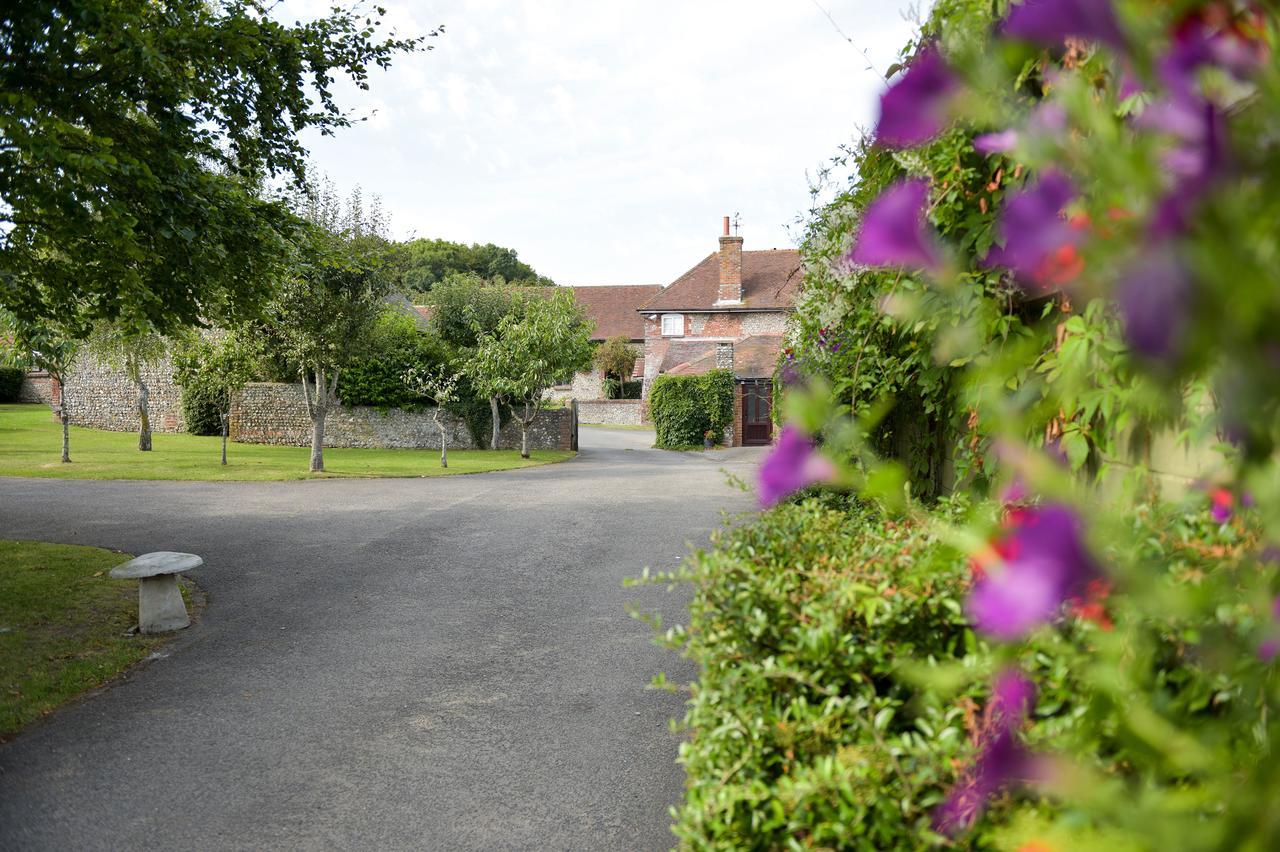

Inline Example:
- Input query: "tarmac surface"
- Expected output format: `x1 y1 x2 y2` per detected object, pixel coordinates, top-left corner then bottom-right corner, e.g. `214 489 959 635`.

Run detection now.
0 426 763 851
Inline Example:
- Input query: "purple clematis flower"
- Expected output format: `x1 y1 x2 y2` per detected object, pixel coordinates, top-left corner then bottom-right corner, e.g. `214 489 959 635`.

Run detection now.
1115 250 1192 362
1160 16 1264 96
875 44 960 149
967 503 1100 640
974 129 1019 155
1259 597 1280 663
934 670 1037 836
1002 0 1127 52
1145 94 1227 239
757 425 836 508
848 178 943 273
984 171 1085 291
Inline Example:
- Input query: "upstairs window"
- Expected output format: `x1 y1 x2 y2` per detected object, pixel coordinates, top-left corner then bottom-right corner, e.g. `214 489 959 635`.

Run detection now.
661 314 684 336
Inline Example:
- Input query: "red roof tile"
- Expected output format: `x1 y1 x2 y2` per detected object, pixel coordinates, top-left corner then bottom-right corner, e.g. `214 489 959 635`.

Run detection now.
662 335 783 380
641 249 802 313
569 285 662 341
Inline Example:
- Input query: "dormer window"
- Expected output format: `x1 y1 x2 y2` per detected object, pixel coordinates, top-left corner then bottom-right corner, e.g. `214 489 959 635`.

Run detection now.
661 314 684 336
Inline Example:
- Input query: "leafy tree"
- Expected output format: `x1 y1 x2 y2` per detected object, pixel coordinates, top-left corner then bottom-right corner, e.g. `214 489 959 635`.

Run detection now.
86 321 167 451
269 185 391 473
2 314 79 462
427 274 520 447
387 239 552 297
467 291 593 458
594 336 639 399
402 364 461 468
0 1 431 335
171 332 261 465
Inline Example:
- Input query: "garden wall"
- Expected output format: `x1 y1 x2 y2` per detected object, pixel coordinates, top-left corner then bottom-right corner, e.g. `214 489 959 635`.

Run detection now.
229 382 575 451
576 399 644 426
18 371 53 404
61 353 184 432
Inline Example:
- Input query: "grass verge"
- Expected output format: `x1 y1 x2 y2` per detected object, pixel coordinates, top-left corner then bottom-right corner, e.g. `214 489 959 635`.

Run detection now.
0 404 574 481
0 539 194 738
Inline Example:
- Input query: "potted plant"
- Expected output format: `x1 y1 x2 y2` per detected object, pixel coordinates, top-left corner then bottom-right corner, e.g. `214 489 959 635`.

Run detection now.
703 428 714 450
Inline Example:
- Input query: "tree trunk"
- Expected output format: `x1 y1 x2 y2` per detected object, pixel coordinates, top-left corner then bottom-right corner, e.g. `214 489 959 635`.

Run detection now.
60 405 70 463
137 375 152 451
436 411 448 468
489 396 501 450
520 402 530 459
309 368 327 473
221 412 229 466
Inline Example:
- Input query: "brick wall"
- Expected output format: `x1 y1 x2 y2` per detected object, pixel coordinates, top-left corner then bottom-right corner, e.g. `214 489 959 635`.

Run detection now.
230 382 575 451
18 371 53 404
577 399 644 426
643 310 790 398
60 353 185 433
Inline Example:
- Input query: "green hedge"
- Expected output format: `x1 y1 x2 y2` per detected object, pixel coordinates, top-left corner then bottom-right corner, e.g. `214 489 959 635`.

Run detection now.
658 497 982 848
0 368 24 403
178 381 224 436
601 378 641 400
336 311 448 410
649 370 734 448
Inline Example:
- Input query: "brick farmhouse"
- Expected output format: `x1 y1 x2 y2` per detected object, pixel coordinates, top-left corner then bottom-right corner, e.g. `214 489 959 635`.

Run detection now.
637 218 801 446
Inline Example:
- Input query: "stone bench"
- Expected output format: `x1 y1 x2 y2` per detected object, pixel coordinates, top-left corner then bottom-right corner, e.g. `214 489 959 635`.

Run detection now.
109 551 202 634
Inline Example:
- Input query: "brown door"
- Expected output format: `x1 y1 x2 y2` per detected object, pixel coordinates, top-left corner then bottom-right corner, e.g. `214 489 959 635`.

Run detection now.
742 383 773 446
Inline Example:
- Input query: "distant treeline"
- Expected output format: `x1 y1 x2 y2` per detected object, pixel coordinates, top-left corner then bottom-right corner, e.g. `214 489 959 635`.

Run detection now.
386 238 553 298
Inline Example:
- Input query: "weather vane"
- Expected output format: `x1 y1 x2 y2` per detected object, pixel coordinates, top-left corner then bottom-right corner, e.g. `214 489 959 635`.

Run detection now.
732 212 742 235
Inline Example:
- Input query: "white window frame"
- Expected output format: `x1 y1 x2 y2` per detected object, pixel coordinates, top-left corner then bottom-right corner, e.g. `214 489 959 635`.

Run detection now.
661 313 684 337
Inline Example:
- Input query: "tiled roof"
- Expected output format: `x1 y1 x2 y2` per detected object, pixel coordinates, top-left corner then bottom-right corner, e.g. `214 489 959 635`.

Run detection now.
641 249 802 313
659 340 718 374
569 285 662 341
664 335 783 380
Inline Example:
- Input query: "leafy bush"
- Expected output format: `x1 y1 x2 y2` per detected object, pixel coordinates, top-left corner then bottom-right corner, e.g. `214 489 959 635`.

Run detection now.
649 370 733 448
600 378 641 400
653 494 1272 849
336 309 448 409
0 367 24 402
179 380 223 435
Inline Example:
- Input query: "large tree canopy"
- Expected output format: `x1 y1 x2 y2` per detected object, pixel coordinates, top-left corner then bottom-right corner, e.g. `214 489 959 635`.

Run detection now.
0 0 433 334
387 238 553 296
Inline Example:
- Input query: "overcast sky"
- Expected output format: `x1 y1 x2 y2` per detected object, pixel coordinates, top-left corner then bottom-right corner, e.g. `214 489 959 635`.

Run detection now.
277 1 923 287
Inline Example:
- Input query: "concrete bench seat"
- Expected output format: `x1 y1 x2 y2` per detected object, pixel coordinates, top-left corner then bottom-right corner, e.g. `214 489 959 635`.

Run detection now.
109 551 202 634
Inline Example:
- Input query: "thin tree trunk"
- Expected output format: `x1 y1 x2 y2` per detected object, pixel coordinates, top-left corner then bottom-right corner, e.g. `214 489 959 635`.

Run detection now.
221 412 229 466
137 374 152 451
60 406 70 463
310 368 327 473
489 396 501 450
436 411 448 468
520 402 530 459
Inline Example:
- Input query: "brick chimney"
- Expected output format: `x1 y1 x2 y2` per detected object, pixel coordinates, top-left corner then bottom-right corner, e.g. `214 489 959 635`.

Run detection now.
715 341 734 371
716 215 743 304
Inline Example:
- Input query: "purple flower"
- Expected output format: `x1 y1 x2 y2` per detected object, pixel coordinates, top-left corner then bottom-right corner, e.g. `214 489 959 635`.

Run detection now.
1116 250 1192 362
875 45 960 149
967 503 1099 640
1002 0 1127 52
975 129 1019 155
934 670 1037 835
849 179 942 272
1160 17 1263 96
984 171 1085 290
1259 597 1280 663
757 425 836 508
1145 95 1227 239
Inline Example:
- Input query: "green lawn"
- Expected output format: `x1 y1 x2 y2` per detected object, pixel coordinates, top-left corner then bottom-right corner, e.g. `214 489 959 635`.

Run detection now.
0 540 184 737
0 404 574 480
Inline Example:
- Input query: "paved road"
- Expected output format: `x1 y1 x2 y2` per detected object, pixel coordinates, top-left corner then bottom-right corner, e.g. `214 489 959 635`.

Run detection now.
0 427 762 851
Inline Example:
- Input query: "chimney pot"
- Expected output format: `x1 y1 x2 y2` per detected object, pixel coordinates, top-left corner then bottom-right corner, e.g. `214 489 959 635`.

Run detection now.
723 215 730 236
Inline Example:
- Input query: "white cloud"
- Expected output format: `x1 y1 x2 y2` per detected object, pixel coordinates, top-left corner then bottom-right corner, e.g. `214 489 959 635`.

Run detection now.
276 0 923 285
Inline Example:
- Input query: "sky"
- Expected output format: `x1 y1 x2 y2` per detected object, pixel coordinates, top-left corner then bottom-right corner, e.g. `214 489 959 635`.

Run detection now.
276 1 923 287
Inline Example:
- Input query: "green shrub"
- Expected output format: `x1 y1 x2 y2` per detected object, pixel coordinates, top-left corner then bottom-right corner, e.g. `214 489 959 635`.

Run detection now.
336 310 449 409
601 378 641 400
0 367 24 402
649 370 733 448
179 381 223 435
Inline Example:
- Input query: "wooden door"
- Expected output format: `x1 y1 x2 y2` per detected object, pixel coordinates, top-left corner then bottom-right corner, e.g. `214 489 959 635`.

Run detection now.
742 384 773 446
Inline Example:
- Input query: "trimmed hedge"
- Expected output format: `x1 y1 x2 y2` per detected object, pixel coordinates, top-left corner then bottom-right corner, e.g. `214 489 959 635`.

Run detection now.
649 370 734 448
178 381 224 436
0 368 24 403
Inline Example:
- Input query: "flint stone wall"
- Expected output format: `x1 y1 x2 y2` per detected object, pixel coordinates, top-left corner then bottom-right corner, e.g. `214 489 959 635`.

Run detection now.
230 382 574 451
577 399 644 426
61 354 184 432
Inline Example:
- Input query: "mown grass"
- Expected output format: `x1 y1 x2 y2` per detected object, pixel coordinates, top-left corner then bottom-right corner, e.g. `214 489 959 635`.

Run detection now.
0 404 574 480
0 540 188 738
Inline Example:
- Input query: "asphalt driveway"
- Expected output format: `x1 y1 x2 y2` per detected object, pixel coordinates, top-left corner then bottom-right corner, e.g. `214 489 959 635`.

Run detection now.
0 426 762 851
